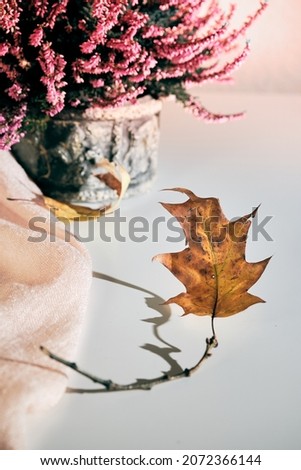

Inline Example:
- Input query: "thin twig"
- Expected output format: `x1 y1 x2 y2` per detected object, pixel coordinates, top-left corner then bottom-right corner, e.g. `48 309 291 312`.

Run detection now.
40 318 218 394
39 346 113 389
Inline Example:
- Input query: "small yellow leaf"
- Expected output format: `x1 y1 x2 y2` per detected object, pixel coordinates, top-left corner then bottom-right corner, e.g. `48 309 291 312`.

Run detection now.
43 197 102 221
44 159 130 221
96 160 130 216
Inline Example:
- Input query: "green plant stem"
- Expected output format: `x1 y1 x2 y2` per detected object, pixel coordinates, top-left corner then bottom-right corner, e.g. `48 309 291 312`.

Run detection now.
40 319 218 394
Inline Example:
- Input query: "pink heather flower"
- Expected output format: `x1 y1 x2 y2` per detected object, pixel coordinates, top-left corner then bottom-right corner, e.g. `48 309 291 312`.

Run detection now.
0 43 9 57
78 19 87 32
6 83 26 101
79 0 127 52
38 43 67 115
90 78 105 88
142 24 165 39
221 1 268 48
95 85 146 108
186 96 244 123
80 41 97 54
47 0 70 30
46 86 66 116
29 28 44 47
0 104 27 150
1 61 19 82
197 43 251 84
0 0 267 148
70 99 81 107
74 54 103 75
31 0 49 18
0 0 21 33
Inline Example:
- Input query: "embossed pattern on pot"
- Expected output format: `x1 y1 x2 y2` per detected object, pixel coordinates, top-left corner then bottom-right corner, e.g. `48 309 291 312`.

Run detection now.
12 97 162 204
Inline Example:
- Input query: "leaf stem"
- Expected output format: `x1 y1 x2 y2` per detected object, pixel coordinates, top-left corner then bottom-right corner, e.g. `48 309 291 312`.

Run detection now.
40 320 218 394
211 314 217 342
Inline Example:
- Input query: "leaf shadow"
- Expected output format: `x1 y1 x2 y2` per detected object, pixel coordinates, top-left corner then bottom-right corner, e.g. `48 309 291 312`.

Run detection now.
92 271 183 376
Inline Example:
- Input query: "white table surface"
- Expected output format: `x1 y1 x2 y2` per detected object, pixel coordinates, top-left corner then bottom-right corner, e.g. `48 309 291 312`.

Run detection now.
27 92 301 450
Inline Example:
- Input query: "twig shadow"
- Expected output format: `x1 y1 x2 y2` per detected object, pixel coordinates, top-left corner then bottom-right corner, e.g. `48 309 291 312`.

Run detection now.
92 271 183 376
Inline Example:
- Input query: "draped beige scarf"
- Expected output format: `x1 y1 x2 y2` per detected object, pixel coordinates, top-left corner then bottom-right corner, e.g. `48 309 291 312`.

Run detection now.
0 151 92 449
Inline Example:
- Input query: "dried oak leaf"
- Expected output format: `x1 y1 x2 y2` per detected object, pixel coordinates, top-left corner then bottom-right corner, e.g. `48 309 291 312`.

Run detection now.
154 188 271 318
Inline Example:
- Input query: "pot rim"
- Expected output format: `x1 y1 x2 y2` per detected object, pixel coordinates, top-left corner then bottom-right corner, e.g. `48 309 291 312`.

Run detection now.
50 96 163 122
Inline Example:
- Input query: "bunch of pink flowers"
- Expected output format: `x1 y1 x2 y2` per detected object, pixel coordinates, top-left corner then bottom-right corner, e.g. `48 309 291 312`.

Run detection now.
0 0 267 150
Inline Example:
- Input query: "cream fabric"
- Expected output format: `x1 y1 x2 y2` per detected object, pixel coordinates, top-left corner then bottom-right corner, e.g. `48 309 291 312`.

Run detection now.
0 152 92 449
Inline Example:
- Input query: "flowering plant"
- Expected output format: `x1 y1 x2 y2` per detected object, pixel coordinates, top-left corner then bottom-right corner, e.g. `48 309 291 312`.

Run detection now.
0 0 266 149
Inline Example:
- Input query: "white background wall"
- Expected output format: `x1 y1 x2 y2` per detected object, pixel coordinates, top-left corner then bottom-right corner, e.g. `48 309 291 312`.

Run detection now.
209 0 301 93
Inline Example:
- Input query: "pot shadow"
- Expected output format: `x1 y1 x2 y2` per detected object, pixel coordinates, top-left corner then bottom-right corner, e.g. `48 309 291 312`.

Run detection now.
92 271 183 376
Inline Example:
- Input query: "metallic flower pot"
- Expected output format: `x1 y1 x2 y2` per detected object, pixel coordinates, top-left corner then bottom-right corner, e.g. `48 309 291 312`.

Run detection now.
12 97 162 203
